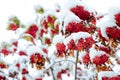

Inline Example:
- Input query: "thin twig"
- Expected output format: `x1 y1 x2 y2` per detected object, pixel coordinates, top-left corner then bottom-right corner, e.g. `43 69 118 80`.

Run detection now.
50 67 56 80
75 51 79 80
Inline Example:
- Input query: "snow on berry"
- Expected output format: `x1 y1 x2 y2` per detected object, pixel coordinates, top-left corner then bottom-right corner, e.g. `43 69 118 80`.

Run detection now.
89 45 109 65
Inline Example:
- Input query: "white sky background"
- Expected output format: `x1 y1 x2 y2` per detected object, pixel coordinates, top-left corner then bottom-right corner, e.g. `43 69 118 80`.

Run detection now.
0 0 120 42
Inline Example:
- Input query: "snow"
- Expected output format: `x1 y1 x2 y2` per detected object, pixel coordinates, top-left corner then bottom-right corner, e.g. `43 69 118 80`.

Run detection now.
43 75 53 80
116 50 120 58
98 20 116 38
48 44 57 58
18 39 33 50
26 45 45 56
62 74 74 80
108 7 120 20
53 34 65 44
3 54 20 65
16 56 29 64
63 12 82 32
64 32 90 45
0 30 19 43
62 0 88 12
89 45 106 61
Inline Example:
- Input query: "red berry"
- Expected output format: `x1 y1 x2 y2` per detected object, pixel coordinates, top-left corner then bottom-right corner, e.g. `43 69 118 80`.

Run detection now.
42 48 48 54
22 68 28 74
56 43 66 56
67 39 77 50
115 13 120 27
1 48 11 55
71 6 90 20
8 23 19 31
102 76 109 80
35 78 42 80
19 51 27 56
82 52 90 64
16 63 20 69
22 77 26 80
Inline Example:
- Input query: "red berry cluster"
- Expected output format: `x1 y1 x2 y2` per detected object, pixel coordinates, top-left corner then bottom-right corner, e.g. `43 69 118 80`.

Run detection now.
45 38 51 45
102 76 120 80
56 43 66 57
30 53 42 63
19 51 27 56
99 46 110 54
40 29 45 37
0 48 11 56
114 12 120 27
66 22 88 33
67 37 94 51
51 24 59 35
22 68 28 74
8 23 19 31
35 78 42 80
30 53 45 69
93 54 108 65
70 6 90 20
0 62 7 68
76 38 86 51
41 15 57 35
66 22 95 34
82 52 90 64
67 39 77 50
57 69 67 79
106 27 120 39
22 76 27 80
0 75 6 80
85 37 95 48
47 16 56 23
26 24 38 38
42 48 48 54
